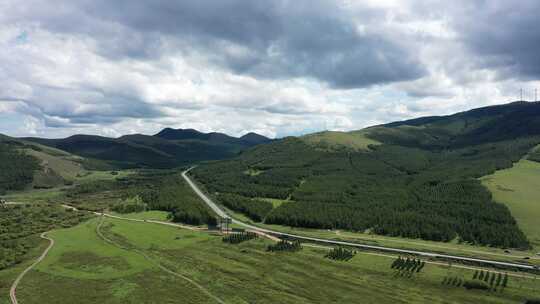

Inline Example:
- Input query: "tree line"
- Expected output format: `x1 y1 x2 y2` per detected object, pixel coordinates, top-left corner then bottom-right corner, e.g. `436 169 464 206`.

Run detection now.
0 143 40 194
193 136 537 248
217 193 273 222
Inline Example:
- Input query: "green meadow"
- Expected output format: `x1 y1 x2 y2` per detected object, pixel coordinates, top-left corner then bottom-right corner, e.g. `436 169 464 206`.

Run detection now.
7 217 539 304
302 130 380 151
481 159 540 250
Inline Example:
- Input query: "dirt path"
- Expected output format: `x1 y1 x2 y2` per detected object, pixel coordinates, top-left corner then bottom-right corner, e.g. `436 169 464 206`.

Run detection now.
9 232 54 304
96 216 226 304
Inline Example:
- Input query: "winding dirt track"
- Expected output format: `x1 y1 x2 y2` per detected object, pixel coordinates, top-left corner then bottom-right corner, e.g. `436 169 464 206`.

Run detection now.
9 232 54 304
95 216 226 304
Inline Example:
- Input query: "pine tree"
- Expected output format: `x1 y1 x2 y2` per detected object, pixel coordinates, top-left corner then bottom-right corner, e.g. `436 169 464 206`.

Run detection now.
496 273 502 286
502 273 508 288
417 261 425 273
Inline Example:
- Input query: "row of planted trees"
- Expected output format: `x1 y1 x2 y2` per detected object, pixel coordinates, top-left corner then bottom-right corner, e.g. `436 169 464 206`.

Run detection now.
471 270 508 290
222 232 258 244
391 257 426 273
325 247 356 261
442 270 509 292
267 240 302 252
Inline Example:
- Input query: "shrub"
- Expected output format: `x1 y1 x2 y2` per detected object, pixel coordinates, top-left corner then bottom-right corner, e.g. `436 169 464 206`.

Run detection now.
112 195 147 214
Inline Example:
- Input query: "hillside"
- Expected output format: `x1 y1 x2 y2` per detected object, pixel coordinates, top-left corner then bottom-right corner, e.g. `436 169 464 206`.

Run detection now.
24 129 271 169
0 135 85 193
192 101 540 249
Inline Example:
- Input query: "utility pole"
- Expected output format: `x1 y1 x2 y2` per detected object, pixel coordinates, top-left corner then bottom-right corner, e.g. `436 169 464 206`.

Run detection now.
520 88 523 101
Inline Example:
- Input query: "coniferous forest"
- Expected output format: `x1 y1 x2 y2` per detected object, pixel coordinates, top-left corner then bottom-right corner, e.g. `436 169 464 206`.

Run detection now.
0 143 39 194
192 103 540 249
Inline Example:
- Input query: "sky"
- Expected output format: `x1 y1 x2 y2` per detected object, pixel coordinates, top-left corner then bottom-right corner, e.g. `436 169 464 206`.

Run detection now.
1 0 539 139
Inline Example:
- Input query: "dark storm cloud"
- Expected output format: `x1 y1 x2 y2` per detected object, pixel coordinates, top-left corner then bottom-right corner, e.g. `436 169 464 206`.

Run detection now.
6 0 426 89
452 0 540 80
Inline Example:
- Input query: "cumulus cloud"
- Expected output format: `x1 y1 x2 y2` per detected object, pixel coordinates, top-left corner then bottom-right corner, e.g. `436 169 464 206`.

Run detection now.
0 0 539 138
450 1 540 80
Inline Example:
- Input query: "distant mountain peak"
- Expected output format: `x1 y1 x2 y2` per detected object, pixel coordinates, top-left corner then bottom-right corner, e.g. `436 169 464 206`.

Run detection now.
240 132 271 144
154 128 205 140
154 128 271 145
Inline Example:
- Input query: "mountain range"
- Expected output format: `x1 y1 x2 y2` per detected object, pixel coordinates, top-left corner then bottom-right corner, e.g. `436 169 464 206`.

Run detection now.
191 101 540 249
21 128 272 169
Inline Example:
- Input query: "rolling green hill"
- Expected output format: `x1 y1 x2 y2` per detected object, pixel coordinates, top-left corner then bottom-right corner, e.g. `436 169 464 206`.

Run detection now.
0 135 85 193
23 129 271 169
192 101 540 249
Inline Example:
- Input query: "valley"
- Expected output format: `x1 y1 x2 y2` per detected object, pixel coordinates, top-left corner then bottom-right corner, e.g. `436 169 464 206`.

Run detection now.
2 102 540 303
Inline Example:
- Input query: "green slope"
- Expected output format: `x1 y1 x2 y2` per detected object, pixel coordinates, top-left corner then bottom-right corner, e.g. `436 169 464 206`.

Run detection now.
481 159 540 250
193 101 540 249
0 135 89 193
301 130 380 151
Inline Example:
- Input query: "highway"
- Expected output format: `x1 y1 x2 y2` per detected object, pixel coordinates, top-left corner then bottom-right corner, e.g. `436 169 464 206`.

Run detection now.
182 168 538 271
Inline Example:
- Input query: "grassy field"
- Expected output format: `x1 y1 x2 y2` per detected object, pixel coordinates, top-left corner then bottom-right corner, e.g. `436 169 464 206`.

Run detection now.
109 210 170 221
3 169 134 204
7 216 538 303
481 159 540 251
224 207 540 266
257 197 289 208
25 149 83 181
0 238 51 304
301 130 380 151
3 187 67 203
75 170 134 183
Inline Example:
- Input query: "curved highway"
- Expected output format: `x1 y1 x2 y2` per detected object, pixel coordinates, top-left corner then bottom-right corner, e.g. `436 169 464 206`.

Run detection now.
182 168 538 271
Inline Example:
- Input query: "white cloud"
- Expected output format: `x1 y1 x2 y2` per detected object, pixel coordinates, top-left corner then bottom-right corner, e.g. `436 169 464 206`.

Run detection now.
0 0 539 139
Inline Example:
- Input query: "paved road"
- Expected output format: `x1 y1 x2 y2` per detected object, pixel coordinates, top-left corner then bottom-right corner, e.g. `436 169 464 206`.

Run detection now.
182 169 229 219
182 168 538 271
10 233 54 304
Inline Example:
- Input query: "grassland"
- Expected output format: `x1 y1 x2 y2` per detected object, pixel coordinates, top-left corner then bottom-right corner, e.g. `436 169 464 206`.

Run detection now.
257 197 289 208
481 159 540 251
2 169 134 204
301 130 380 151
109 210 170 221
25 149 83 181
222 207 540 267
0 238 51 304
2 216 537 303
